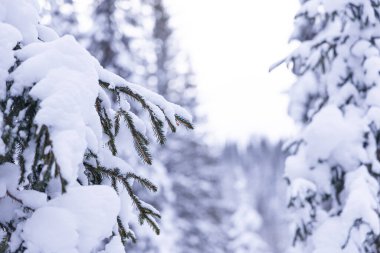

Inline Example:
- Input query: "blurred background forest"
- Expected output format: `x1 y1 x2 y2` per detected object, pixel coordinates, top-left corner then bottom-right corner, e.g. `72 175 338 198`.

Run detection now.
39 0 292 252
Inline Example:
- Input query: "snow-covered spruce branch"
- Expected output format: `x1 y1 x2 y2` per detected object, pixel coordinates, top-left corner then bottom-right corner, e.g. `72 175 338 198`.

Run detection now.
0 1 193 252
99 80 194 145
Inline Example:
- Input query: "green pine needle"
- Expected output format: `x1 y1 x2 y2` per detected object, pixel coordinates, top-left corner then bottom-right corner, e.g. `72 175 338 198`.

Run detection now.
122 111 152 165
175 114 194 130
126 172 158 192
149 114 166 145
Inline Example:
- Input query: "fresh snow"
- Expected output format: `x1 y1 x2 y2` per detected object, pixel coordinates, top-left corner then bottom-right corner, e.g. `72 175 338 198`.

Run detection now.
22 206 79 253
21 185 121 253
46 186 120 253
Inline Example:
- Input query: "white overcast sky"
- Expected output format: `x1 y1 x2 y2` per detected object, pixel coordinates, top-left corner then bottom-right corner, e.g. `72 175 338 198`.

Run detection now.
167 0 299 143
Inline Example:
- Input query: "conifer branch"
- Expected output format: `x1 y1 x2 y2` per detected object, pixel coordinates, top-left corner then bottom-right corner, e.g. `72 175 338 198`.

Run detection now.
96 98 118 155
125 172 158 192
114 112 121 136
119 110 152 164
158 107 177 133
83 162 160 235
175 114 194 130
6 191 23 205
149 113 166 145
165 115 177 133
117 216 136 244
99 80 193 143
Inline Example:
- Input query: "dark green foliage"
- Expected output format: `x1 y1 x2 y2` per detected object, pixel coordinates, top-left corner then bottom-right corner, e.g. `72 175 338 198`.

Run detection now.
118 110 152 164
175 115 194 130
96 97 118 155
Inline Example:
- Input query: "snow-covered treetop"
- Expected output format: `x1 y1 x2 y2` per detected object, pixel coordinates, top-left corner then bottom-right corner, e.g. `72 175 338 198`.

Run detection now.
0 0 193 252
284 1 380 252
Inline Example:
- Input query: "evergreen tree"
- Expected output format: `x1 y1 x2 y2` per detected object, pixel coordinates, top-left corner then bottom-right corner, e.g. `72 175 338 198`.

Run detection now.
0 1 192 252
86 0 153 84
220 139 289 253
246 140 289 253
283 1 380 252
227 166 270 253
